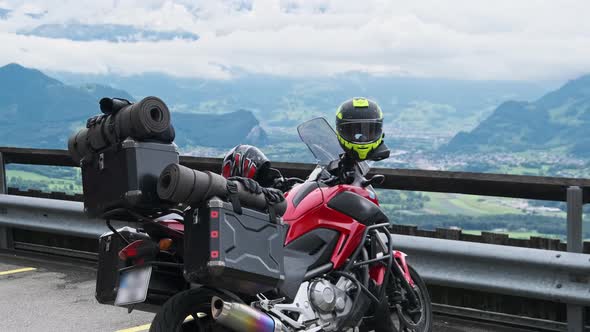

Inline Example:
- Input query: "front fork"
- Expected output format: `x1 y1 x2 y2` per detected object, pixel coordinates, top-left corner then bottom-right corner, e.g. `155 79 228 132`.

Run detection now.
369 227 419 308
390 250 420 308
371 250 419 308
393 251 414 288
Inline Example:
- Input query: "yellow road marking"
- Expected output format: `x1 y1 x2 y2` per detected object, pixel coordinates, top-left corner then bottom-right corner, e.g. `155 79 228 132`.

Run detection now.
116 316 194 332
0 267 36 276
115 324 151 332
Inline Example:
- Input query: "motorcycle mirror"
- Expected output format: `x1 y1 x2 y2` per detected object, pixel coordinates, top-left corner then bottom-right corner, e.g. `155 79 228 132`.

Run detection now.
362 174 385 187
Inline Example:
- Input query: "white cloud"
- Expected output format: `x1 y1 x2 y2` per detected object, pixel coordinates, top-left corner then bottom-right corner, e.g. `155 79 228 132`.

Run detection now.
0 0 589 80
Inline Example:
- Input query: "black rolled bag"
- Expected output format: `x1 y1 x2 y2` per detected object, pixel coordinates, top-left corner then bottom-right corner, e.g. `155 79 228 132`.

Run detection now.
69 94 286 221
157 163 287 218
68 96 174 164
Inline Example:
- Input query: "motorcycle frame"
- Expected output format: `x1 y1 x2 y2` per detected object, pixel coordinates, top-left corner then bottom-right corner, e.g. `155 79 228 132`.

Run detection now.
342 223 418 306
284 180 419 307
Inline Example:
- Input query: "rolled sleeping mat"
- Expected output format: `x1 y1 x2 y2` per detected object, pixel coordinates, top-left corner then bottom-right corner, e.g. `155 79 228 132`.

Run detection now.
67 127 90 164
157 163 287 216
138 124 175 143
115 96 171 139
154 124 175 143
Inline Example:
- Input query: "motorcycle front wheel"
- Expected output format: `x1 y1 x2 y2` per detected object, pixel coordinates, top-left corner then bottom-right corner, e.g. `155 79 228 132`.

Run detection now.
366 265 433 332
149 287 231 332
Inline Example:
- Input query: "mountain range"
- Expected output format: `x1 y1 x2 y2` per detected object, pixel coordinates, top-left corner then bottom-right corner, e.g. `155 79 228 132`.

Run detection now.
445 74 590 157
53 71 550 139
4 62 590 161
0 63 264 150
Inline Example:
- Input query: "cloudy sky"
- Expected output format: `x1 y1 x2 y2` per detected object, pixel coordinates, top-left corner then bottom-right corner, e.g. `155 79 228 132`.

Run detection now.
0 0 589 81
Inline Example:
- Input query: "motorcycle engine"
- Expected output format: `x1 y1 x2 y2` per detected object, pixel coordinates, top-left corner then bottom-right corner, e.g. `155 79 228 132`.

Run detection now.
307 277 356 331
257 277 365 332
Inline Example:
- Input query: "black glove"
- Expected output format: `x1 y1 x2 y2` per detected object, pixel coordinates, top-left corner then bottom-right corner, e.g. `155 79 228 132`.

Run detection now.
227 177 285 205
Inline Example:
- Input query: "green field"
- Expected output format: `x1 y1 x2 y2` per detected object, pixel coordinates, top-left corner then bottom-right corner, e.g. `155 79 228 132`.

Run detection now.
6 169 82 194
422 193 517 216
8 170 52 181
380 190 573 239
462 229 563 239
420 192 565 218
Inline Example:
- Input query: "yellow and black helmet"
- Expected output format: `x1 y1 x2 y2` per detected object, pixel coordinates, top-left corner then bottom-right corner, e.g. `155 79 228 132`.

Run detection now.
336 97 384 160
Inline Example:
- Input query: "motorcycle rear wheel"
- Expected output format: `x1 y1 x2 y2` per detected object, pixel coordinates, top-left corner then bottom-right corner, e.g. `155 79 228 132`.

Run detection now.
366 265 433 332
149 287 231 332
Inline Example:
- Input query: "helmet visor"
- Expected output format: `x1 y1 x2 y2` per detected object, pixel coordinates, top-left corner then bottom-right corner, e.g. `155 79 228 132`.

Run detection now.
337 120 383 143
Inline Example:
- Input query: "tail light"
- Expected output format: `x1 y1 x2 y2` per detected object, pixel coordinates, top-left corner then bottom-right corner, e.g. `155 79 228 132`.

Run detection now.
158 238 173 251
118 240 159 261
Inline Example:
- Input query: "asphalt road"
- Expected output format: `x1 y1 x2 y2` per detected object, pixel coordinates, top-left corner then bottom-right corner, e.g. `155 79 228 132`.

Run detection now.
0 252 531 332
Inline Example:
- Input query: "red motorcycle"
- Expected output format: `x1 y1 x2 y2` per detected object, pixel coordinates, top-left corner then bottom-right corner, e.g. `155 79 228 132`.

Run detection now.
96 118 432 332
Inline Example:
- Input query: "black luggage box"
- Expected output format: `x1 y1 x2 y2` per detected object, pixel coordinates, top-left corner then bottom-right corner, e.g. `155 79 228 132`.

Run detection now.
96 227 149 305
96 227 185 311
184 199 286 295
81 139 178 217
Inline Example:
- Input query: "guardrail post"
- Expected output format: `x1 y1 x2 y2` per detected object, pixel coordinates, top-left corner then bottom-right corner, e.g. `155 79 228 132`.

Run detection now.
566 186 585 332
0 152 13 249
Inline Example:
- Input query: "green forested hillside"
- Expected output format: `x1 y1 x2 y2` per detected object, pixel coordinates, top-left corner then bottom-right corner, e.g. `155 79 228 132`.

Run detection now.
0 63 133 148
0 63 265 150
445 74 590 157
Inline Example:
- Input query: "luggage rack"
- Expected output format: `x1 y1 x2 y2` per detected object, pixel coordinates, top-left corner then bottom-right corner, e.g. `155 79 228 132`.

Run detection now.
101 207 186 246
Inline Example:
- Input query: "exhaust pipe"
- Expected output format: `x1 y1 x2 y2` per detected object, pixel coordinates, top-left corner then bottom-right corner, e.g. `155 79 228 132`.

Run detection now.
211 297 285 332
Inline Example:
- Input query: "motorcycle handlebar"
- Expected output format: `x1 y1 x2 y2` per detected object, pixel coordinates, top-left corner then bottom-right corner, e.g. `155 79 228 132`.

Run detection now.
157 163 287 216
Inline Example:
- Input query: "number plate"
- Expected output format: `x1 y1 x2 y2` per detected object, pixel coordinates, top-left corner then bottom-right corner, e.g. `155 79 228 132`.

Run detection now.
115 266 152 306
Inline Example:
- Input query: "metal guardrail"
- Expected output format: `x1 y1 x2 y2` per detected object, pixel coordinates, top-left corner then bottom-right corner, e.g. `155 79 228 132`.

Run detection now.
0 147 588 330
1 193 588 306
393 234 590 306
0 194 131 238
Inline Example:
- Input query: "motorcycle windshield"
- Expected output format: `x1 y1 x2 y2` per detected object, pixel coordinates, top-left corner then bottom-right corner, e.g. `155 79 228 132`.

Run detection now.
297 118 344 165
